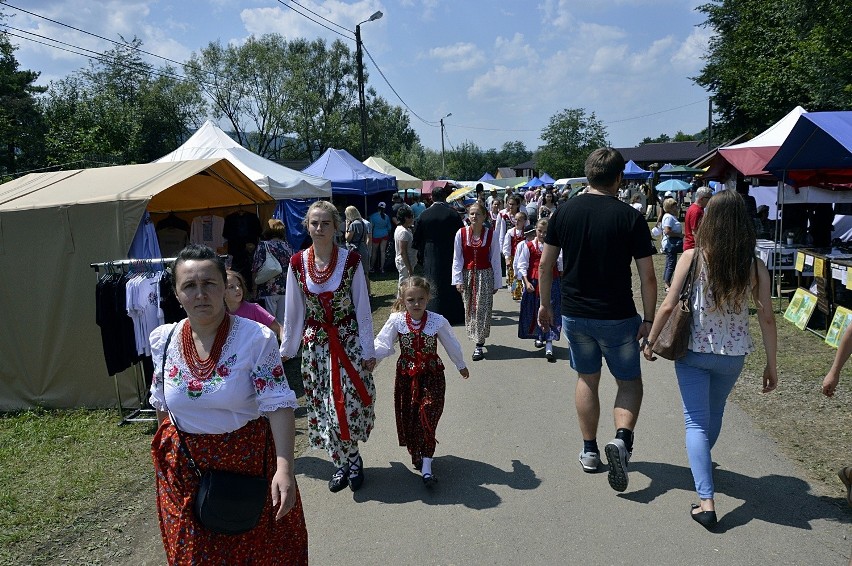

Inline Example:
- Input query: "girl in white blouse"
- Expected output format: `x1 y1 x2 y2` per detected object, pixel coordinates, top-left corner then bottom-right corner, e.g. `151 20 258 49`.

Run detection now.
643 190 777 530
374 276 468 486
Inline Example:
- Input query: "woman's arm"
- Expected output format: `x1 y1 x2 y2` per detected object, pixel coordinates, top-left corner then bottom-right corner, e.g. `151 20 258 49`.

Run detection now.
452 230 464 288
752 258 778 392
643 249 694 359
267 407 297 520
399 236 413 274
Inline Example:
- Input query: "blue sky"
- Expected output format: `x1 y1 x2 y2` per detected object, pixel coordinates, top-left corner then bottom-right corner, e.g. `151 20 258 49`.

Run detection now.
4 0 713 153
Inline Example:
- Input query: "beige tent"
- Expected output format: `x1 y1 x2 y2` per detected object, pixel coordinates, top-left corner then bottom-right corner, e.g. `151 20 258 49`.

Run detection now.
363 156 421 190
0 159 275 410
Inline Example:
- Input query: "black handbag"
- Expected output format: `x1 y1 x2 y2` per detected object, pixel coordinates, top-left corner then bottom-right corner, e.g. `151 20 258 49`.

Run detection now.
160 326 270 535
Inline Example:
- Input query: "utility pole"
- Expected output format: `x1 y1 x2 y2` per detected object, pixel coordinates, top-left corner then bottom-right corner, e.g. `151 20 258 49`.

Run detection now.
440 113 452 178
355 11 383 160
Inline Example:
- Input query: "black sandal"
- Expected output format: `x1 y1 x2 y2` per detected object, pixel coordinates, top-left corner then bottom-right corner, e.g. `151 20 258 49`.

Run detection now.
690 504 717 529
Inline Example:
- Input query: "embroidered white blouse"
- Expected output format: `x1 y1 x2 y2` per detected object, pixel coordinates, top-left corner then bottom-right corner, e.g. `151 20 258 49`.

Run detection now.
149 316 298 434
688 263 755 356
279 247 375 360
514 239 563 279
451 226 503 287
373 311 467 370
502 226 525 259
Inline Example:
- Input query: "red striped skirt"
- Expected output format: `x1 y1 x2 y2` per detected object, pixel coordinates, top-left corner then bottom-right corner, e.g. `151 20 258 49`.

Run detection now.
151 417 308 565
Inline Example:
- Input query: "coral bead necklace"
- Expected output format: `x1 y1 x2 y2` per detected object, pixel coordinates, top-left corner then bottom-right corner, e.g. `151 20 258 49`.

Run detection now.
181 316 230 380
307 245 337 285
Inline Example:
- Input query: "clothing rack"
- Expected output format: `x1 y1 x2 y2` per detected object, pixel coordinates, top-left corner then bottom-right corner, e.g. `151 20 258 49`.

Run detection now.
91 257 174 425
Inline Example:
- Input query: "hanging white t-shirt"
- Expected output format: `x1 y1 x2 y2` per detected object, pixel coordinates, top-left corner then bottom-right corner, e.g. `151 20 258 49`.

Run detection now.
190 215 227 250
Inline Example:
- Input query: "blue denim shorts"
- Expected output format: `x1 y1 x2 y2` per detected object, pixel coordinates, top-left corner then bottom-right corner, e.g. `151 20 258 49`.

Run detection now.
561 314 642 380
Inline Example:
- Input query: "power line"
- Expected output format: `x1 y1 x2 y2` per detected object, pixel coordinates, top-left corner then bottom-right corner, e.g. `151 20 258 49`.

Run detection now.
280 0 353 34
362 44 438 127
273 0 354 40
604 99 707 124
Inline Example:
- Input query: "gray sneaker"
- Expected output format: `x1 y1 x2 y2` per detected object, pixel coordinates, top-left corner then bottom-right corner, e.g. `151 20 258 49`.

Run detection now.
579 450 601 472
604 439 630 492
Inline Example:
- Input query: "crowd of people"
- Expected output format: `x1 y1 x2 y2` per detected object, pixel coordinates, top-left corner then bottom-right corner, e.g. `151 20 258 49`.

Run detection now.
145 148 850 562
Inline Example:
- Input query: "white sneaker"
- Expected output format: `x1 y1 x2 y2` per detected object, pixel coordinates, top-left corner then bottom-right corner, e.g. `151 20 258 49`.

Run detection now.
579 450 601 472
604 439 630 492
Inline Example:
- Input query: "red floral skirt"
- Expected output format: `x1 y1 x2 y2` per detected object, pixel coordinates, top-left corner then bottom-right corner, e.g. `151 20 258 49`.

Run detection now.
151 417 308 565
394 366 446 464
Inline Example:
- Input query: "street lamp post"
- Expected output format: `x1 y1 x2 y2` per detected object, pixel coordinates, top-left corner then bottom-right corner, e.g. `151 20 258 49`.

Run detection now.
440 113 452 178
355 10 383 160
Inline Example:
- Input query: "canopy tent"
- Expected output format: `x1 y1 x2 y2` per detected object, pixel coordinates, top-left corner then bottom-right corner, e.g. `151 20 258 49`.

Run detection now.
421 180 452 196
716 106 808 179
478 172 495 181
623 160 653 180
657 163 675 173
487 176 529 189
303 148 396 197
523 177 545 188
766 111 852 188
363 156 421 190
539 172 556 184
0 159 275 410
156 120 331 199
656 179 692 192
658 164 704 176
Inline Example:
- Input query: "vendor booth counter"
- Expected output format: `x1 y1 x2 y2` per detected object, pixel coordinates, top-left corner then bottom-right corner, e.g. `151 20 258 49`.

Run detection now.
790 247 852 338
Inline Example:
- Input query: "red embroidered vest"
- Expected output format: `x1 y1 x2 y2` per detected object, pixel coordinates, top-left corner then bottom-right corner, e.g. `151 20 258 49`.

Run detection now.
527 240 558 280
461 227 494 270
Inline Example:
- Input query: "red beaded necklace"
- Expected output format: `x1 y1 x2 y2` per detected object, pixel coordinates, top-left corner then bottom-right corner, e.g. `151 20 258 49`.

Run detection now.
307 245 338 285
181 316 230 380
405 310 427 334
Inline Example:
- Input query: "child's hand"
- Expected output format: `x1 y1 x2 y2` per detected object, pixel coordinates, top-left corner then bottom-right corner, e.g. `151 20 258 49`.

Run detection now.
362 358 376 372
525 281 535 293
459 368 469 379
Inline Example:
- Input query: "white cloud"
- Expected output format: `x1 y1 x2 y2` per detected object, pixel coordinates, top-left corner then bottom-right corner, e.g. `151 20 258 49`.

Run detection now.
428 42 485 72
538 0 574 30
494 33 538 65
671 26 711 72
241 0 385 43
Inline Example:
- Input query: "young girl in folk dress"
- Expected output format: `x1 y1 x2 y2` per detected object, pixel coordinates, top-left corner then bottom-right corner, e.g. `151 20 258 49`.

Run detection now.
516 218 563 362
374 276 469 486
452 202 503 361
502 210 528 301
280 201 377 494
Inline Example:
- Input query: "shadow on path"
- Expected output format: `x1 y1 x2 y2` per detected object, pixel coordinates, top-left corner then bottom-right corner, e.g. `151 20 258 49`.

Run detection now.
297 455 540 509
621 461 852 532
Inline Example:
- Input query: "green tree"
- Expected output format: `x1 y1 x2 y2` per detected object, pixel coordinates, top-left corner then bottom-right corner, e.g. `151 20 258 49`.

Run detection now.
41 37 204 166
537 108 608 178
446 140 488 181
498 140 532 169
695 0 852 139
0 25 46 175
394 141 442 180
363 96 419 165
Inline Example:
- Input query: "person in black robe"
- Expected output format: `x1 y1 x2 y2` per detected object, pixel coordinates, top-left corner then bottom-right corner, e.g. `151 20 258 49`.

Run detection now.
413 184 465 325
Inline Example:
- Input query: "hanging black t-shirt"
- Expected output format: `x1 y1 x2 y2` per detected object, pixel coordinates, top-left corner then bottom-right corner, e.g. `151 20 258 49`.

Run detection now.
544 193 655 320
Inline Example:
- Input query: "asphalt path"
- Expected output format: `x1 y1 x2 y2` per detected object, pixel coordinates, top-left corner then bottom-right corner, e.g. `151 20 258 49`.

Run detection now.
297 290 851 566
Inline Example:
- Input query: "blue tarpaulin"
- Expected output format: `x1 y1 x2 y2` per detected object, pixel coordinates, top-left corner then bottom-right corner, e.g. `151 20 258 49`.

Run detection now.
622 160 653 180
303 148 397 196
523 177 545 188
539 172 556 184
478 172 495 181
274 198 315 250
766 111 852 187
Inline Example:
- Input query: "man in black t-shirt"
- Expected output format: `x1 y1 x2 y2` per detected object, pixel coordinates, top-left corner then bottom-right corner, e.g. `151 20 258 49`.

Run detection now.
538 148 658 493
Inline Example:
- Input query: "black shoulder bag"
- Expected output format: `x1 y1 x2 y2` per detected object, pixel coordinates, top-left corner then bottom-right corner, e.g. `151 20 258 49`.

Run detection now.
160 326 269 536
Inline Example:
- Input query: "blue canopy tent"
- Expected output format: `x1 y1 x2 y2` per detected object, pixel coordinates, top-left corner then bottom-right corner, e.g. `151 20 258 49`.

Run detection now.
539 172 556 184
622 160 653 180
523 177 545 188
478 172 495 181
303 148 397 215
766 111 852 188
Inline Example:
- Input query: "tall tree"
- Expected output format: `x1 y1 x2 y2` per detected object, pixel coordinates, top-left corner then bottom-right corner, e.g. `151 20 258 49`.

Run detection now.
695 0 852 139
41 37 204 166
0 24 46 175
499 141 532 170
364 96 419 165
537 108 608 178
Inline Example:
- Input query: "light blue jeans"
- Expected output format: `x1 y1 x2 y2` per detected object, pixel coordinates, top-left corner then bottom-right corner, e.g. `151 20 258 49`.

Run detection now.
674 350 745 499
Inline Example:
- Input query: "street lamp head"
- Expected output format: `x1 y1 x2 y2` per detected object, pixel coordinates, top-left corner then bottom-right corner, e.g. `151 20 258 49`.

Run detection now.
368 11 383 22
445 112 452 119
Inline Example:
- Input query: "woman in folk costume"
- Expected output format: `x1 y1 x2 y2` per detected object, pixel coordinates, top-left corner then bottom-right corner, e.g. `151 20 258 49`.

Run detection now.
374 276 469 486
280 201 377 494
452 201 503 361
502 210 528 301
516 218 563 362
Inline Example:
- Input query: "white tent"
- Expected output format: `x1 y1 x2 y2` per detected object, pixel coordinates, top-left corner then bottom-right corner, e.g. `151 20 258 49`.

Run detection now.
363 156 421 190
157 120 331 199
0 159 275 410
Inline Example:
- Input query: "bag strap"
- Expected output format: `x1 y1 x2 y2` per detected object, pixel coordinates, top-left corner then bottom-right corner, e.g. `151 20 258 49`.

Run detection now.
159 323 269 479
678 248 703 303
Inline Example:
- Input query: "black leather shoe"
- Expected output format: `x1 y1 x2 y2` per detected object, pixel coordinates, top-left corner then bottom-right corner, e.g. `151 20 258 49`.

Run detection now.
328 467 349 492
690 504 717 529
422 473 437 488
546 350 555 362
472 347 484 361
348 456 365 492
